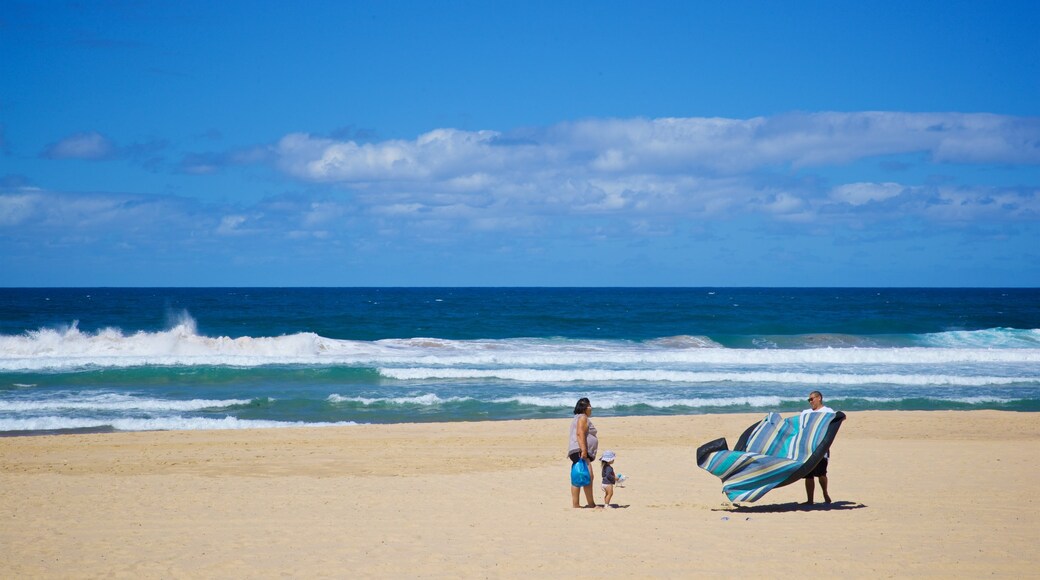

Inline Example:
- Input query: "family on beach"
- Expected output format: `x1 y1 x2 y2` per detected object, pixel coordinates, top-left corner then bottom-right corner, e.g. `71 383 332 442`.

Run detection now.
567 392 836 508
566 397 621 509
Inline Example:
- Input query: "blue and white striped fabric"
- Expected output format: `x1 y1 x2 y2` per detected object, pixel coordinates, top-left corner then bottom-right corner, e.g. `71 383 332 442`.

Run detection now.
699 411 837 502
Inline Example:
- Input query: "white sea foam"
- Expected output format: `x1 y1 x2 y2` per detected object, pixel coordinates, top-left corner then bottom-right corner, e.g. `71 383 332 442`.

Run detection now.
491 394 791 409
324 392 1024 409
0 394 252 413
324 392 1028 409
3 321 1040 371
327 393 472 405
920 328 1040 348
377 367 1029 386
644 335 723 348
330 392 796 409
945 396 1015 404
0 416 358 432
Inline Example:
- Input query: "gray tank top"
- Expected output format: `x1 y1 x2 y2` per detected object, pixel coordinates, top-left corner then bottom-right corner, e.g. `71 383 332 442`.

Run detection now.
567 414 599 459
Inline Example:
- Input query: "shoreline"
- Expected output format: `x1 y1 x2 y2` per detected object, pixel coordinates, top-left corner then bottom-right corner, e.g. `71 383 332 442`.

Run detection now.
2 410 1038 577
4 403 1040 438
0 425 118 438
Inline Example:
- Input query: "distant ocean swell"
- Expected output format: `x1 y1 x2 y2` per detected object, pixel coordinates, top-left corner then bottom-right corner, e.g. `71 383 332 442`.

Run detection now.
2 310 1039 433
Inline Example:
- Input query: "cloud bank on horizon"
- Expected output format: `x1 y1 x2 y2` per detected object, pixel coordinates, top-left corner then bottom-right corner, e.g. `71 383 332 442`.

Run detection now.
8 112 1038 237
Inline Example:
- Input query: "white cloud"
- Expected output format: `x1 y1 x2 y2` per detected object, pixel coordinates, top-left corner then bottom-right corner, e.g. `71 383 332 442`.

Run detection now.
0 191 41 225
277 113 1040 188
216 215 248 235
277 128 504 182
831 182 905 205
42 132 116 160
302 202 348 226
371 203 424 216
4 181 1036 259
179 146 273 174
759 192 805 214
0 189 215 236
272 112 1040 229
918 186 1040 223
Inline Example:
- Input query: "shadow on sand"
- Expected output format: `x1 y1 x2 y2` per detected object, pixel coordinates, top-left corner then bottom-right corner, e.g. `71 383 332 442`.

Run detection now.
713 500 866 513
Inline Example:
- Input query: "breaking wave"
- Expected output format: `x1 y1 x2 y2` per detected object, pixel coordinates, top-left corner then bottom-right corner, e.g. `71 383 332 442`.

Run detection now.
3 318 1040 371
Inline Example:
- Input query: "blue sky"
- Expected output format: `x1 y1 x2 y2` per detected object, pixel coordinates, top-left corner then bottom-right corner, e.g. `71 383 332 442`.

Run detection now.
2 1 1038 286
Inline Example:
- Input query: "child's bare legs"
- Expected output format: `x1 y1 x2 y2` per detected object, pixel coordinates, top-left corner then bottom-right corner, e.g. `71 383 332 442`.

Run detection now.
603 483 614 507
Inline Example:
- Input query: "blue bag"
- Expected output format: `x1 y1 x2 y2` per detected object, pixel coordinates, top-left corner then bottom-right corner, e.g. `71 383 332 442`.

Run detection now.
570 459 591 487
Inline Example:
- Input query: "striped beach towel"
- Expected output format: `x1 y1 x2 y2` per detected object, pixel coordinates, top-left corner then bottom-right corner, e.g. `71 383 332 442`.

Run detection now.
697 411 845 503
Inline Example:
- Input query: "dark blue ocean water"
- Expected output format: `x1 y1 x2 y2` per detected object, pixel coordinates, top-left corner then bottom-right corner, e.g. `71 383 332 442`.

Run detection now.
2 288 1038 433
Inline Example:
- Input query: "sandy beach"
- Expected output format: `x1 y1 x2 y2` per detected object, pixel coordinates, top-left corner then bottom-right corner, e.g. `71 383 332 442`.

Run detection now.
2 410 1038 578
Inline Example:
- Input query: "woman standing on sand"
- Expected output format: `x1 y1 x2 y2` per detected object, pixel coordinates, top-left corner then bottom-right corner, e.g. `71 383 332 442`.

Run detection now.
567 397 599 508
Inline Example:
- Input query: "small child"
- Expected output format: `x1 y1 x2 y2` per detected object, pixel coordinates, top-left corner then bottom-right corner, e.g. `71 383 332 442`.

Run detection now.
600 450 620 507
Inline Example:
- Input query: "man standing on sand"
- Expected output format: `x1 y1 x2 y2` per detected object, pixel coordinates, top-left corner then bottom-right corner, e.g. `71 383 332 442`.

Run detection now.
801 390 835 505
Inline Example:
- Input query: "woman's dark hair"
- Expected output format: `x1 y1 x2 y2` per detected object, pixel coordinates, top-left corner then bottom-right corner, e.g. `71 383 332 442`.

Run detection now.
573 397 591 415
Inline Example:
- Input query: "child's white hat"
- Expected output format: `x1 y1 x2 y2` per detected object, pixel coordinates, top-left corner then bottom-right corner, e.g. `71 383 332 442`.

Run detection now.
601 450 616 462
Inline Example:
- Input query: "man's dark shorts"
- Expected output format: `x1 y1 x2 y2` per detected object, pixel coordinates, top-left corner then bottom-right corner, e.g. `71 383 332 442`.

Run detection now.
806 457 828 478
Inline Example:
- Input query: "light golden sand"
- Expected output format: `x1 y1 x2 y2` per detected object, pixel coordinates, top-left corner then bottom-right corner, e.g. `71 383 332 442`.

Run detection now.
2 411 1038 578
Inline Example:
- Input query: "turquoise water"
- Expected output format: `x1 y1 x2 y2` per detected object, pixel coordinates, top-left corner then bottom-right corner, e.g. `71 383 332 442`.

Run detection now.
1 288 1038 433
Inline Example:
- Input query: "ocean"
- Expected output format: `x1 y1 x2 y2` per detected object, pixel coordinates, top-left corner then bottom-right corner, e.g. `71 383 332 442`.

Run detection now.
1 287 1038 434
